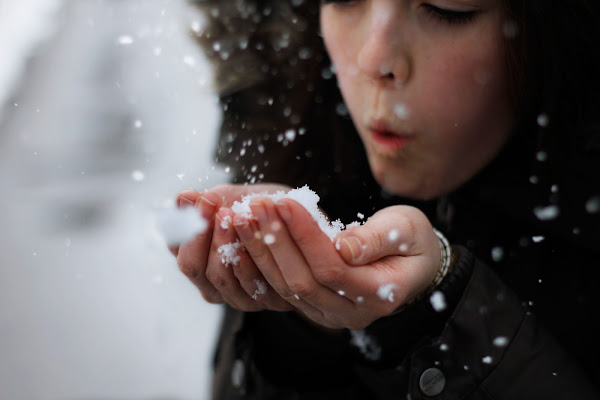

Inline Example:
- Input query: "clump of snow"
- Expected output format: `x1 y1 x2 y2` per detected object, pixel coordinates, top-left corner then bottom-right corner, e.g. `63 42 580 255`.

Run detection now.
532 235 545 243
349 329 381 361
131 170 145 182
586 196 600 214
377 283 398 302
430 291 447 312
117 35 134 45
155 206 207 246
537 113 549 127
491 246 504 262
536 151 548 162
534 205 560 220
220 215 232 230
394 103 410 120
263 234 276 245
231 359 245 388
230 185 355 241
218 240 245 266
251 280 267 300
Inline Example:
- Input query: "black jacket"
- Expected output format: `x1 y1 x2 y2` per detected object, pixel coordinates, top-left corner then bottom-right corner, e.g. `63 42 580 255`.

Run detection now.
209 131 600 399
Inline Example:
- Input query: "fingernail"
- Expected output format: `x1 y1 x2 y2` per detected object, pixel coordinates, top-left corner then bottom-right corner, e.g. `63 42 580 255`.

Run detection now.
276 201 292 224
343 236 364 263
179 195 195 207
233 215 249 228
233 215 253 241
250 200 267 224
200 195 217 207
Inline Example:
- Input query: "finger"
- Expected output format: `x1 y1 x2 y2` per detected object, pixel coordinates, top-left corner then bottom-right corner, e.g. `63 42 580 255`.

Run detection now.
275 199 407 315
204 208 263 312
176 191 223 303
334 205 432 265
232 214 295 311
232 212 293 302
233 206 334 325
251 198 354 326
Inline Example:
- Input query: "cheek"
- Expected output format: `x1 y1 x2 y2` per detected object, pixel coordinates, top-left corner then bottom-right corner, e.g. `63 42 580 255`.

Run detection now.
423 42 511 143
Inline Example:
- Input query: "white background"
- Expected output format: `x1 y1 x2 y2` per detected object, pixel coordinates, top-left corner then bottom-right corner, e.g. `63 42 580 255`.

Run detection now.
0 1 225 398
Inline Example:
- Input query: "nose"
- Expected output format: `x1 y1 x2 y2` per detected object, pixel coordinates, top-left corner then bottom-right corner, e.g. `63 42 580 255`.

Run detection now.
356 16 410 85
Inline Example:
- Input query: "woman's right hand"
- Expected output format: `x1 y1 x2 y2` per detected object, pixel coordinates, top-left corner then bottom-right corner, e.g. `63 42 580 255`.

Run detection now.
170 183 295 312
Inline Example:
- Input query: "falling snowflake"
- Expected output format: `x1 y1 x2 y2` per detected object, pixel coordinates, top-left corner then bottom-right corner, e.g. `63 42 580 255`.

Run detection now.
430 291 446 312
349 330 381 361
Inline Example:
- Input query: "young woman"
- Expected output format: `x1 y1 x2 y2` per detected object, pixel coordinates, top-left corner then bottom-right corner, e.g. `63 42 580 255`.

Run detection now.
172 0 600 398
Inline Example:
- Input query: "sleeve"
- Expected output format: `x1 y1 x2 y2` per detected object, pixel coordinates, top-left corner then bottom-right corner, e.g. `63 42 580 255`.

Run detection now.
356 246 600 399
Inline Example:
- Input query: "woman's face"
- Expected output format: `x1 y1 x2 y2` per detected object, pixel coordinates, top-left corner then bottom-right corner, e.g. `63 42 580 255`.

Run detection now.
321 0 516 199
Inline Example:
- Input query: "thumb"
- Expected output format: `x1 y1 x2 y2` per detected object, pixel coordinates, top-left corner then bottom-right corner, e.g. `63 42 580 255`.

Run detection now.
335 208 421 265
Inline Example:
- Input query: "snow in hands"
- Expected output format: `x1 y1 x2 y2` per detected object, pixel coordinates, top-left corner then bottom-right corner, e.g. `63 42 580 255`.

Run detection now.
231 185 353 241
231 185 420 308
218 240 245 267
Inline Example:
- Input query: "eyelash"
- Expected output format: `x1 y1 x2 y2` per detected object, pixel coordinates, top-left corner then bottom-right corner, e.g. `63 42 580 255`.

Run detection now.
422 4 477 24
321 0 355 3
321 1 477 25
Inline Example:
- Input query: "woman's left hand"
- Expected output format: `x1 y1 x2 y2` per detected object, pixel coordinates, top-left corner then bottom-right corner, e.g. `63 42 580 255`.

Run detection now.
230 197 442 330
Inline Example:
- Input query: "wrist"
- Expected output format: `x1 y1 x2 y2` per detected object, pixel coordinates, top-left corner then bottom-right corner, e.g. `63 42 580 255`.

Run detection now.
404 228 456 307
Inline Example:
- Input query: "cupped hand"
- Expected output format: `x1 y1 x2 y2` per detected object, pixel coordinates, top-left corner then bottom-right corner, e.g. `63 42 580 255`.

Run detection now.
170 183 295 312
231 197 441 329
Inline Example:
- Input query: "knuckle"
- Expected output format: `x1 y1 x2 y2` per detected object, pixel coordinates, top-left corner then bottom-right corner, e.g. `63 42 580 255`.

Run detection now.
363 226 384 253
273 283 295 299
200 291 223 304
177 258 199 279
231 263 249 280
288 280 315 299
313 267 343 287
245 247 271 268
205 269 229 290
397 214 417 238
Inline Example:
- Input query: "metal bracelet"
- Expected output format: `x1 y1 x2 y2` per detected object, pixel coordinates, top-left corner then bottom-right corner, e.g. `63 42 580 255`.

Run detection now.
432 228 452 288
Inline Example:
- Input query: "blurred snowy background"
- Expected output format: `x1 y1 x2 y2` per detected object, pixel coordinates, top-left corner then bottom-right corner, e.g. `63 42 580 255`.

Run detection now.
0 0 227 399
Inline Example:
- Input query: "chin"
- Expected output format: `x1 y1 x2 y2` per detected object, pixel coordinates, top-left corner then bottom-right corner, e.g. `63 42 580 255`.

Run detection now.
374 170 443 201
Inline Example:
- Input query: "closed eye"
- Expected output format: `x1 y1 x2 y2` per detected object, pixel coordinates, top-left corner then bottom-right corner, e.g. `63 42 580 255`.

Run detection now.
422 3 477 24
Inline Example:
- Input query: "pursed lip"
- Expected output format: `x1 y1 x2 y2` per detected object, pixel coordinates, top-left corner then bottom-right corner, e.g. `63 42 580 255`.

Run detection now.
367 120 414 153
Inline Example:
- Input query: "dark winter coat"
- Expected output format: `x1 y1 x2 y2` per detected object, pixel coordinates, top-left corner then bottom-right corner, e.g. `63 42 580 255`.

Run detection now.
208 135 600 399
